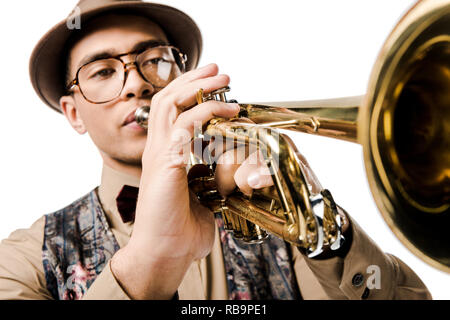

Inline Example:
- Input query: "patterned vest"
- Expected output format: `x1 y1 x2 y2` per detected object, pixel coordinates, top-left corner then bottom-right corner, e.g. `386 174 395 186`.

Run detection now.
42 188 301 300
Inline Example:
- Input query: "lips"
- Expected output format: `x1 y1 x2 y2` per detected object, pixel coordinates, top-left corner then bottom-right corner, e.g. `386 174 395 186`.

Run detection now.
122 105 151 129
123 111 137 126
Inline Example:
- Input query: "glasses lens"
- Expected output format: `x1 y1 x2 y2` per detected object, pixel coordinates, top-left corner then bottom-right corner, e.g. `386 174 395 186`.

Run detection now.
78 58 124 103
137 46 183 88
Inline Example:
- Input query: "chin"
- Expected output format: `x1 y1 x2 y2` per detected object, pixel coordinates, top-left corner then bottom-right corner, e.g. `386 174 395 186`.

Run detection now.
101 143 144 167
117 148 144 165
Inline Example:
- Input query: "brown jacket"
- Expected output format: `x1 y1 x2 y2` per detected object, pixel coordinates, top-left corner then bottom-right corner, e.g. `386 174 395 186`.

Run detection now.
0 165 431 300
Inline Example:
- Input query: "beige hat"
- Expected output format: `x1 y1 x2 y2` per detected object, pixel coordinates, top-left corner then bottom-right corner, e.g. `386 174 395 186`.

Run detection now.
29 0 203 113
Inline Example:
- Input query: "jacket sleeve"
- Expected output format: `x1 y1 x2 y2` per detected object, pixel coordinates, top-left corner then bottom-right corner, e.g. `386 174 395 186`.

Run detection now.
81 259 131 300
0 216 53 300
295 209 432 300
0 216 132 300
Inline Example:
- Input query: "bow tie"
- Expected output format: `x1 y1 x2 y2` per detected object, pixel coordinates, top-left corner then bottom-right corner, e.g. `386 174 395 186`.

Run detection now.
116 185 139 223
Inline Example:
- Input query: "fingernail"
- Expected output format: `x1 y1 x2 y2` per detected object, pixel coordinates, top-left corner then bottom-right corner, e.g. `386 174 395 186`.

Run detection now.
247 171 260 188
228 103 240 111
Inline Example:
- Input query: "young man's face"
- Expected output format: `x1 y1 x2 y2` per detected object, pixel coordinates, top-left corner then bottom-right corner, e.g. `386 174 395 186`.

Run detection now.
60 14 171 167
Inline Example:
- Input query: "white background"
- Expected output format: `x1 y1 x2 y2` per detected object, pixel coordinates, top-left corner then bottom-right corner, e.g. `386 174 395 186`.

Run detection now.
0 0 448 299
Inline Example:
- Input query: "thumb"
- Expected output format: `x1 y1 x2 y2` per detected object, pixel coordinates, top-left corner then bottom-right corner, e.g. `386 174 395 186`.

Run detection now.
234 151 274 197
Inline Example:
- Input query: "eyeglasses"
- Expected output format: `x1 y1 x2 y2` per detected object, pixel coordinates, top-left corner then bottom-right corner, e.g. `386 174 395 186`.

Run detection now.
67 45 187 104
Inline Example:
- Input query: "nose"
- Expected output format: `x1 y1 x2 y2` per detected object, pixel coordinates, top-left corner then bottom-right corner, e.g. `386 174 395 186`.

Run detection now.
120 62 155 100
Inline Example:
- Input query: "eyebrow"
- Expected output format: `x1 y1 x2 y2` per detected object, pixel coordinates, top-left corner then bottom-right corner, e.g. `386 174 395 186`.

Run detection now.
76 39 169 70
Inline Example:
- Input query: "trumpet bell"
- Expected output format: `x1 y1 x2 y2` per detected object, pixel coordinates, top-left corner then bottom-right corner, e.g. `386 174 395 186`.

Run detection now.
360 0 450 272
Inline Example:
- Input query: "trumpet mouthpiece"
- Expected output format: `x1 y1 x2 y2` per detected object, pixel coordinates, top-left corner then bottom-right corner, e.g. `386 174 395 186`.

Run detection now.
135 106 150 129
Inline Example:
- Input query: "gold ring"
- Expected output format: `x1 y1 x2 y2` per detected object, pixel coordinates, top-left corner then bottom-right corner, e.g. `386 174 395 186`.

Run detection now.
196 88 205 105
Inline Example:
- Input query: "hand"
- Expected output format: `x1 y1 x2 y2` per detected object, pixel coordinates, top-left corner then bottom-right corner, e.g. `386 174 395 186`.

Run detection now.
214 133 323 198
214 135 351 260
111 64 240 299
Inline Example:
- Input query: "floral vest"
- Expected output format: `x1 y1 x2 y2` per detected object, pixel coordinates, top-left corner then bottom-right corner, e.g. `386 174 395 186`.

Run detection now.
42 189 301 300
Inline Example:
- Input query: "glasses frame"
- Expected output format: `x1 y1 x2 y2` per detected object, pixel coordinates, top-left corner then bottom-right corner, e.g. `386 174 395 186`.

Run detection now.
66 45 187 104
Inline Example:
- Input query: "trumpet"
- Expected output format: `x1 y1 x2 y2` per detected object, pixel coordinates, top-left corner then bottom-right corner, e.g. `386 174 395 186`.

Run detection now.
136 0 450 272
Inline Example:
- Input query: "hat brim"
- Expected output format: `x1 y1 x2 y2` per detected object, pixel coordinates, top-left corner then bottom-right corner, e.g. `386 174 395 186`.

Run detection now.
29 2 202 113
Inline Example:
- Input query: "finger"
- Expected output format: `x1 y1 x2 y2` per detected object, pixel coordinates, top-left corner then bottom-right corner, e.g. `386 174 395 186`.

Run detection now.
158 101 239 165
148 74 231 138
167 63 220 87
173 100 240 137
169 74 231 112
215 147 247 196
206 117 255 161
149 74 230 125
234 151 274 197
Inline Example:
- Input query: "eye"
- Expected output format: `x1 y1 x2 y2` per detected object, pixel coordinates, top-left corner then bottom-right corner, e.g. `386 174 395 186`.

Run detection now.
90 68 116 79
142 57 169 67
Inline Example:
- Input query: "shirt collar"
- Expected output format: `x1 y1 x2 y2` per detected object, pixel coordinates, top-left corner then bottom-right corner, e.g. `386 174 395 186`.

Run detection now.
98 164 140 236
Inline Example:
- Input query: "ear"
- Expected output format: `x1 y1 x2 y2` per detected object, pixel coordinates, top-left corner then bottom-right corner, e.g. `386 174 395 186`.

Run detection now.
60 95 87 135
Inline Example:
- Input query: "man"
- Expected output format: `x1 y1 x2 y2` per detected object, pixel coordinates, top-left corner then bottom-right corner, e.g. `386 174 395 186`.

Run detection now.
0 0 431 300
